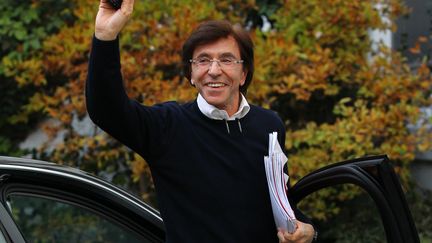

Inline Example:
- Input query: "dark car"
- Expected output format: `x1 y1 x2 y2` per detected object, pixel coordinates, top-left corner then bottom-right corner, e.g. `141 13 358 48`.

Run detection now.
0 155 420 243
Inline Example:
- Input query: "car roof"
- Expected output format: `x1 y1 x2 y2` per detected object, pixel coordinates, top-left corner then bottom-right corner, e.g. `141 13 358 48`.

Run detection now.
0 155 163 226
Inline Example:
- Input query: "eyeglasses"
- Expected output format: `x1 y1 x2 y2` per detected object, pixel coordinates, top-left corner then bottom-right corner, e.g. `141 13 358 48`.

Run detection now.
190 57 244 69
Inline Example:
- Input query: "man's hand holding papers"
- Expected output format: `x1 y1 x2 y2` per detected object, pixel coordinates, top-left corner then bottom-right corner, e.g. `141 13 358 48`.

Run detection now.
277 221 315 243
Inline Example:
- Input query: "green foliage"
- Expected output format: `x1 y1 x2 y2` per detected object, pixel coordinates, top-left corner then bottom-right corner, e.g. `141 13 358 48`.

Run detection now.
324 196 387 243
0 0 74 155
0 0 74 58
0 136 22 156
3 0 432 240
9 195 142 242
407 189 432 242
300 187 387 243
307 187 432 242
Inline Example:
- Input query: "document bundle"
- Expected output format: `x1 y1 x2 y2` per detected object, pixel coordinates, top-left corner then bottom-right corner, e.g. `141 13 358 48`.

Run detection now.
264 132 297 233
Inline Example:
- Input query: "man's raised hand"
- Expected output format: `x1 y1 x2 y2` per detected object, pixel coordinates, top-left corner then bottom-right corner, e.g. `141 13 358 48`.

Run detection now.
95 0 134 41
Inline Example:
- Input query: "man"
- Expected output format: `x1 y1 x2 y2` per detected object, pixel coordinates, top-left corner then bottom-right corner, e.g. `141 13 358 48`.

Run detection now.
86 0 316 242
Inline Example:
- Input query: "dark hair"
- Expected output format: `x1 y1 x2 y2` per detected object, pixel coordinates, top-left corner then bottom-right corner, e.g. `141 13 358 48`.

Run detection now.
182 20 254 95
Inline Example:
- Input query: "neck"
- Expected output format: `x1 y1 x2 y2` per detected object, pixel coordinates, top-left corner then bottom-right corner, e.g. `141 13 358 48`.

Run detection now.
219 94 241 117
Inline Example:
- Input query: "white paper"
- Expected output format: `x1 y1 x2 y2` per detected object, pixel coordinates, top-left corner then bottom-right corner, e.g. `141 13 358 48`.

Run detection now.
264 132 297 233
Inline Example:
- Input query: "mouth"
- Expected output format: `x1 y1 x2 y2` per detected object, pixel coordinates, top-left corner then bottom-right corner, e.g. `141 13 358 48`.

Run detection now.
205 82 227 88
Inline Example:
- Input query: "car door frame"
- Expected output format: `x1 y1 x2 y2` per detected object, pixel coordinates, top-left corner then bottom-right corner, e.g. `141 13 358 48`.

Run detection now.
290 155 420 243
0 156 165 243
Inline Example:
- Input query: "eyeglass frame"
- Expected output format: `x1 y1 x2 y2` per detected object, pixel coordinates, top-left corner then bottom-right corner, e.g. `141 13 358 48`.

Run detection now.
189 57 244 69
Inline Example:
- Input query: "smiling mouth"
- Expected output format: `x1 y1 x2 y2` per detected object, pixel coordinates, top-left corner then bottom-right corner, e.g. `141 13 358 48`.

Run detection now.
206 83 226 88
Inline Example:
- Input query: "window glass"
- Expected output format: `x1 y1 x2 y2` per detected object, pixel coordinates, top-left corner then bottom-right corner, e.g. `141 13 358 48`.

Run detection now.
6 194 150 243
297 184 386 243
0 229 6 243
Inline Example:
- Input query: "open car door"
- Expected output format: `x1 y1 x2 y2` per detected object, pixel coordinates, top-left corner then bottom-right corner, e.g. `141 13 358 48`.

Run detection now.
0 156 165 243
290 155 419 243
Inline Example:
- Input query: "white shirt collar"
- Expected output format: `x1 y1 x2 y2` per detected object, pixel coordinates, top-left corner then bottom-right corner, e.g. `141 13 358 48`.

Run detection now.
197 93 250 121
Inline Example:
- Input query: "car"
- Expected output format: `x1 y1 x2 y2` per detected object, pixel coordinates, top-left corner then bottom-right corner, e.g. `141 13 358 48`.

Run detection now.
0 155 420 243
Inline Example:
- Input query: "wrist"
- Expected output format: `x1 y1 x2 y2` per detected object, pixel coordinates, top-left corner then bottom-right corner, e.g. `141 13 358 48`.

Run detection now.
95 31 118 41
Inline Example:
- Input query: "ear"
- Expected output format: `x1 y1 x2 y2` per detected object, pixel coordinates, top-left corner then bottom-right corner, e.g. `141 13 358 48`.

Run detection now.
190 79 195 85
240 70 247 86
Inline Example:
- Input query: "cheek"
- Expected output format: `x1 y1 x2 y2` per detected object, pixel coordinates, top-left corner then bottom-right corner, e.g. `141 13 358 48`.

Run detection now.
191 69 204 81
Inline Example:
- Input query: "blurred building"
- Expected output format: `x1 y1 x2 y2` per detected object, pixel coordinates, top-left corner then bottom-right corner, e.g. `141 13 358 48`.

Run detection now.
393 0 432 191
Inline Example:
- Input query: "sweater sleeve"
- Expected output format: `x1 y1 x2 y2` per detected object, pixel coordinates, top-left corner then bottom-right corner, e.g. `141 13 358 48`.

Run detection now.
85 36 172 160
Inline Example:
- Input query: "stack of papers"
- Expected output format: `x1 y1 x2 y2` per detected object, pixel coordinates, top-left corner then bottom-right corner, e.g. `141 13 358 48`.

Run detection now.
264 132 297 233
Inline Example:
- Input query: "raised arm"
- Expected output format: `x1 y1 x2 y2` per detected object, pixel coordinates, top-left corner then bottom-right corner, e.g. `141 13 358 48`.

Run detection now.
86 0 156 157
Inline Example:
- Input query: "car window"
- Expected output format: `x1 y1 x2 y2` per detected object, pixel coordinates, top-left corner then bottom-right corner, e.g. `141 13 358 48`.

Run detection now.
0 229 6 243
6 194 149 243
297 184 386 243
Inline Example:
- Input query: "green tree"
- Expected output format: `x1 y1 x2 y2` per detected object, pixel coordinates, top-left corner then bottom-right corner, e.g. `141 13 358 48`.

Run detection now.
252 0 432 241
4 0 432 241
0 0 74 155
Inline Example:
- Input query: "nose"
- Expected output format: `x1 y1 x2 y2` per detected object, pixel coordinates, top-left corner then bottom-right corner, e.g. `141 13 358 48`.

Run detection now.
207 60 222 76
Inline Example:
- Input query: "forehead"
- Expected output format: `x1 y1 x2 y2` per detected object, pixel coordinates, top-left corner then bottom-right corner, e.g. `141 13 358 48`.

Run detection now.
192 36 241 58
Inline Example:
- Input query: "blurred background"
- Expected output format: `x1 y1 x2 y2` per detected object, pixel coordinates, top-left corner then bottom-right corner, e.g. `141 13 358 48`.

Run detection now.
1 0 431 242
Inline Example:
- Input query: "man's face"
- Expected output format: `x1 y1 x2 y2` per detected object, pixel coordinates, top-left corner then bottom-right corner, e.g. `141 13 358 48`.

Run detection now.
190 36 247 116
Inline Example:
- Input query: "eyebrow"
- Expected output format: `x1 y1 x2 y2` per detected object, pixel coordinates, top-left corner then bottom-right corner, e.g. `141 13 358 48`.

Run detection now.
194 52 238 59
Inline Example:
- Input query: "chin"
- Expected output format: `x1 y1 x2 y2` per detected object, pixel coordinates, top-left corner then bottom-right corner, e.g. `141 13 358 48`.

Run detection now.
208 100 225 108
205 98 225 108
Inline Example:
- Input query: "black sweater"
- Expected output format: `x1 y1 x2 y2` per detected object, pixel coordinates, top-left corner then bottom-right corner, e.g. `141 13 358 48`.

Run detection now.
86 37 305 243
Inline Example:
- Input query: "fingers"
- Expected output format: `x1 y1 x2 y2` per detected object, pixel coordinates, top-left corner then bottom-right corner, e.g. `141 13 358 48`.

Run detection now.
113 0 134 22
277 229 285 242
277 221 315 243
94 0 134 40
99 0 112 10
277 227 302 243
118 2 134 19
278 228 294 243
121 0 135 13
98 0 134 15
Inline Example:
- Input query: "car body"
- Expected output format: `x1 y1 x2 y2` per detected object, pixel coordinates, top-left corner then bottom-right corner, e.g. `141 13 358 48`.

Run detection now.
0 155 420 243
